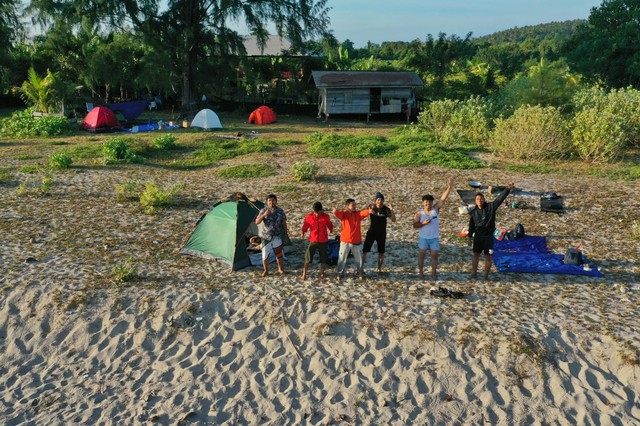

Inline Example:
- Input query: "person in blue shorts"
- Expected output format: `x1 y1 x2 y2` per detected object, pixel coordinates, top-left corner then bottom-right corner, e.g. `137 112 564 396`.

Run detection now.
413 177 454 281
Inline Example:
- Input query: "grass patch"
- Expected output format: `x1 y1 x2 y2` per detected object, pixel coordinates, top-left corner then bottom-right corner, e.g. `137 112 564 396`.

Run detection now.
0 168 14 182
272 183 299 193
171 136 278 169
215 163 275 178
306 132 396 158
18 165 43 174
586 163 640 181
114 180 142 202
305 129 483 169
389 143 483 169
504 163 562 174
65 144 103 160
15 155 41 160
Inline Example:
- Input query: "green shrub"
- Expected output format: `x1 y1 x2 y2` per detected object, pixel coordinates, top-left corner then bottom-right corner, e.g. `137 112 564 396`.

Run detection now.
572 85 640 148
153 134 178 150
114 180 142 202
113 258 139 283
102 137 144 164
39 174 53 196
419 97 492 146
490 105 572 160
291 161 320 181
571 108 626 163
0 108 74 137
139 182 184 214
215 163 275 179
49 152 73 170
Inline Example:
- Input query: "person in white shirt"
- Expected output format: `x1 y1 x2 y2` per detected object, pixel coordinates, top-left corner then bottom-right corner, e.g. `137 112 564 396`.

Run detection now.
413 177 454 281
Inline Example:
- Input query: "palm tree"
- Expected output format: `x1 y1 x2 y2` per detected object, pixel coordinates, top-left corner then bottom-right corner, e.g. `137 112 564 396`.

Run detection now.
19 68 58 113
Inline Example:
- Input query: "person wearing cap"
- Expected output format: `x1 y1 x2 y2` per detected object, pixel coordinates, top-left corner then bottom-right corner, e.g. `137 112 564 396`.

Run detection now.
363 192 396 274
332 199 371 281
413 177 454 281
301 201 334 280
255 193 289 276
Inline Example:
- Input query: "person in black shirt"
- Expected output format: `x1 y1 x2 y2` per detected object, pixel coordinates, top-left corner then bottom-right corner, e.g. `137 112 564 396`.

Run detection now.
363 192 396 274
468 182 514 281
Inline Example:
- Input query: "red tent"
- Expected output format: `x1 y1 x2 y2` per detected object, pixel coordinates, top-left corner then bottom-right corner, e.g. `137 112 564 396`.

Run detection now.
248 105 276 125
81 106 121 132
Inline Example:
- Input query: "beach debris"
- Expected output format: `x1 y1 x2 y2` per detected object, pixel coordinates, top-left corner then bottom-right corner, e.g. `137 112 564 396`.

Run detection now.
281 310 303 360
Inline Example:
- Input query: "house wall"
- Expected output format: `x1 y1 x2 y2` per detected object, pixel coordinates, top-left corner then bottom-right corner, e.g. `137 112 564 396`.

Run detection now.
320 88 370 114
319 87 414 115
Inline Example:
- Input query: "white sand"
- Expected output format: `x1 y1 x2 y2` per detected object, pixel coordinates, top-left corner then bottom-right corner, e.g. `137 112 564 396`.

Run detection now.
1 142 639 424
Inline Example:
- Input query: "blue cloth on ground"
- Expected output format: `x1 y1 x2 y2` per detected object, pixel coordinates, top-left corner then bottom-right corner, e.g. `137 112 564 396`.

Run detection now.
493 235 603 277
122 124 179 133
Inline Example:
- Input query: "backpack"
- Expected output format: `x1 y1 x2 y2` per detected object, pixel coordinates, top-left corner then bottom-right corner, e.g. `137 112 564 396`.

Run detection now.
326 237 340 265
564 248 583 265
514 223 525 239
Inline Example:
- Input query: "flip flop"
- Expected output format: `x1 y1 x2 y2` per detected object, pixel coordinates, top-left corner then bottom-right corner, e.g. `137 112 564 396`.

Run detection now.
430 287 450 297
430 287 465 299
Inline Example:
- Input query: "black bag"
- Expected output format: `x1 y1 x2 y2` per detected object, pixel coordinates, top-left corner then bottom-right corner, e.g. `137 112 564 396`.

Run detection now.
564 248 583 265
514 223 525 239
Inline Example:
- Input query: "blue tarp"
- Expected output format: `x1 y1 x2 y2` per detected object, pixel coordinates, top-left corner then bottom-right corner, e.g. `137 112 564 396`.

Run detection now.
122 123 179 133
108 100 149 121
493 235 604 277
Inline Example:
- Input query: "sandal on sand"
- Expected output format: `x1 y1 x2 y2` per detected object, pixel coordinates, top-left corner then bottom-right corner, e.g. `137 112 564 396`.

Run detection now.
430 287 465 299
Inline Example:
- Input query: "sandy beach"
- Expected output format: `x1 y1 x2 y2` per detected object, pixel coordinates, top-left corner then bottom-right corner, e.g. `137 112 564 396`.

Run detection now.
1 136 639 425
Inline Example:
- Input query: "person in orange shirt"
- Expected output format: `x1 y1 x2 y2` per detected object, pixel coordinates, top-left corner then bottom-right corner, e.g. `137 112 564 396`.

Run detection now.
332 198 371 281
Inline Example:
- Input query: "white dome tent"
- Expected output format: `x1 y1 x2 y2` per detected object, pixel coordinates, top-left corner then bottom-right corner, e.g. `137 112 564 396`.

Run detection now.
190 108 223 129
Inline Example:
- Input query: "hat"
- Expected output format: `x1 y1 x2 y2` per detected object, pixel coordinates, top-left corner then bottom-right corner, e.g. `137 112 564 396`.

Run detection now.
374 192 384 200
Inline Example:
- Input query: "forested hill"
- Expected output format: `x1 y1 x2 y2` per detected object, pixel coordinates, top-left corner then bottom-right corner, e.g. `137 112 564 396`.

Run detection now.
476 19 585 44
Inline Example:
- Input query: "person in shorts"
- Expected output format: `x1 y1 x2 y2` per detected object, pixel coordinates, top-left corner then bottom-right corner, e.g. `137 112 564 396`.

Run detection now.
362 192 396 274
468 182 514 281
301 201 334 280
413 177 454 281
255 193 288 276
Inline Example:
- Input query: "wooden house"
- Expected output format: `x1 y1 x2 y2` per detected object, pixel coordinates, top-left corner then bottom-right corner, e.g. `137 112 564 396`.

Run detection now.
311 71 424 121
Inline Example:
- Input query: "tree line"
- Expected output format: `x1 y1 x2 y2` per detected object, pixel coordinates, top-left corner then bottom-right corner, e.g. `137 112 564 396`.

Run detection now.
0 0 639 114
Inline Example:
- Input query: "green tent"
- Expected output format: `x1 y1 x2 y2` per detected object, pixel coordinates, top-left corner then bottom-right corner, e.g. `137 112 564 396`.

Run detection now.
180 193 265 271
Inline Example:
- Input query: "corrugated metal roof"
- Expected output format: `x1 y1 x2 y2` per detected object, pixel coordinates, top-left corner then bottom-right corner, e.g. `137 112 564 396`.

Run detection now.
312 71 424 88
243 36 294 56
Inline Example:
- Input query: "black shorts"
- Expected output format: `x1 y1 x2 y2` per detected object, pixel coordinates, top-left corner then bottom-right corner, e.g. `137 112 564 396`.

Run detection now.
363 230 386 254
473 235 494 255
305 242 328 264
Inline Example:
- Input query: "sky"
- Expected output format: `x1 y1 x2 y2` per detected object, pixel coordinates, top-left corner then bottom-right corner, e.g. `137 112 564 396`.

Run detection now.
327 0 603 47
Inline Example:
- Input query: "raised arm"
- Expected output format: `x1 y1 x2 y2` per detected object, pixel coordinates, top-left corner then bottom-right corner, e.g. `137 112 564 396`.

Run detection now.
388 202 397 222
493 182 514 207
434 177 454 209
